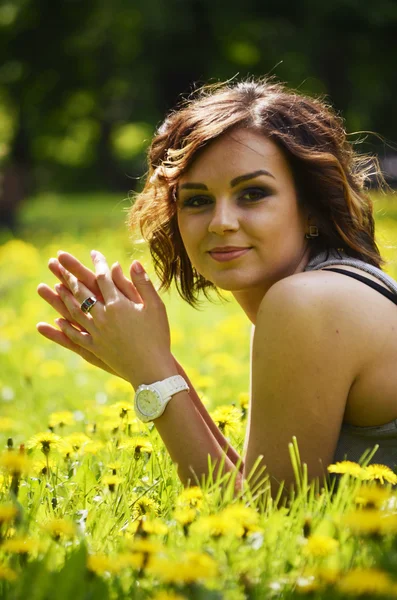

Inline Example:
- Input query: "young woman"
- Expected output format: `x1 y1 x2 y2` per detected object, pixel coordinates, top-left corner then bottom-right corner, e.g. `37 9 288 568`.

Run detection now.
37 78 397 499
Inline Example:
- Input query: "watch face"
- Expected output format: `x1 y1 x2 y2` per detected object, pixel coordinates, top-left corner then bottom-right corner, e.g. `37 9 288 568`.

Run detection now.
136 388 161 417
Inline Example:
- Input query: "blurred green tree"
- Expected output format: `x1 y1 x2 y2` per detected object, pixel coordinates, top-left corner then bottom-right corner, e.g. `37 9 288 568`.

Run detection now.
0 0 396 229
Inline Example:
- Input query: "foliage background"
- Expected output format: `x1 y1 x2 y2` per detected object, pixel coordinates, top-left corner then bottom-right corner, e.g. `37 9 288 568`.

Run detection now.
1 0 397 230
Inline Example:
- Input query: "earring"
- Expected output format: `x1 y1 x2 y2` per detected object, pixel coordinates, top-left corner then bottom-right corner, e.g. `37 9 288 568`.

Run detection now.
305 225 319 239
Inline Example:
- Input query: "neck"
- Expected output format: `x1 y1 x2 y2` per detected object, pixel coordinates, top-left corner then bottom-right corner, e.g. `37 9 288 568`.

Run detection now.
232 247 312 324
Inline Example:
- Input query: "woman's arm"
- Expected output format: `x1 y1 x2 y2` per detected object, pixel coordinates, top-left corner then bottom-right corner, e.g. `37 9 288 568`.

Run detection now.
173 359 244 474
37 252 244 488
243 275 355 496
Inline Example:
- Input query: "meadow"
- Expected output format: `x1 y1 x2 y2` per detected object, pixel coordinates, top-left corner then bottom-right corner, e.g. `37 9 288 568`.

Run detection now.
1 191 397 599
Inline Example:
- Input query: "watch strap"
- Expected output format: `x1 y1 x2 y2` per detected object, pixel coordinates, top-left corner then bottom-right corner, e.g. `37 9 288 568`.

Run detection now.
154 375 189 399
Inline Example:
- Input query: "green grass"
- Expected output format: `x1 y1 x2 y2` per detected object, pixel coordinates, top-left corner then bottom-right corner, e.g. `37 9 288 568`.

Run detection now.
0 192 397 599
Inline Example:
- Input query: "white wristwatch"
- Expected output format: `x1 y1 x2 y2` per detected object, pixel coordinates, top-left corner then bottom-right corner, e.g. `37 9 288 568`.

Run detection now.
134 375 189 423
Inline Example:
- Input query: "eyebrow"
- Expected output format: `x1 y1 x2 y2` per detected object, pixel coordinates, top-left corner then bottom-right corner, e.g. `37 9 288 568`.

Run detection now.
178 169 275 191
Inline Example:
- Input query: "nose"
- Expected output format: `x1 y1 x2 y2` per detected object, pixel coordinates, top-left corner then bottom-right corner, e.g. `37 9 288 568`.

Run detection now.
208 199 240 235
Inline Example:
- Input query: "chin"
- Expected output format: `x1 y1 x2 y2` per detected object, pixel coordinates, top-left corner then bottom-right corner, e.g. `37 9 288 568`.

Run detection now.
209 273 259 292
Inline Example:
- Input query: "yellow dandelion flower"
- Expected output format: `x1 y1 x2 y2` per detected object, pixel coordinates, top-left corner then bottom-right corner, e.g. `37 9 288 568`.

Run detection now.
26 432 63 454
148 551 218 584
108 401 135 419
48 411 75 428
0 452 32 475
222 503 259 525
107 461 122 473
115 552 144 570
191 514 244 538
79 441 105 455
102 475 123 492
130 495 159 519
141 518 168 536
220 503 262 536
302 535 339 557
133 437 153 455
63 432 91 451
0 564 17 582
341 509 397 535
0 417 16 432
151 591 187 600
58 443 75 458
2 536 42 555
210 405 241 435
354 484 392 508
176 486 203 508
338 568 393 596
42 518 76 539
87 554 124 575
238 392 249 411
173 508 198 527
364 464 397 485
127 518 169 536
119 437 153 455
327 461 368 478
0 505 18 524
99 418 123 434
32 457 57 475
128 538 164 554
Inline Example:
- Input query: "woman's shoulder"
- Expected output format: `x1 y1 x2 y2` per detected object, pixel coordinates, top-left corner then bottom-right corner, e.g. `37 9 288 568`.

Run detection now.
258 264 395 377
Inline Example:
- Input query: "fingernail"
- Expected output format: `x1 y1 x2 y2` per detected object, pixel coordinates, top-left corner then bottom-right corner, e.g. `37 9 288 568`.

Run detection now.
55 283 62 293
91 250 97 259
132 260 144 274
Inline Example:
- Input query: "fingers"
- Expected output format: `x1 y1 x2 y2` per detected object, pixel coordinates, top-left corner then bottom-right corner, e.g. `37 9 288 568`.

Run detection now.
111 262 142 303
54 282 100 332
56 251 104 302
91 250 118 303
36 322 117 376
54 317 94 349
37 283 88 331
129 260 161 307
37 321 88 353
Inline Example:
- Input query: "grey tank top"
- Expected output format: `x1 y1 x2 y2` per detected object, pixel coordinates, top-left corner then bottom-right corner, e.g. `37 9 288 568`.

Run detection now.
304 248 397 468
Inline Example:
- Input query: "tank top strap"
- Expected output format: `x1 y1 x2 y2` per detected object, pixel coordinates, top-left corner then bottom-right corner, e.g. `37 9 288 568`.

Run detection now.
304 248 397 297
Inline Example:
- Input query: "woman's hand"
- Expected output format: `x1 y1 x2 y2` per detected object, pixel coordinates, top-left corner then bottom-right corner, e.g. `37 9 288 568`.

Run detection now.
37 252 140 378
37 251 177 388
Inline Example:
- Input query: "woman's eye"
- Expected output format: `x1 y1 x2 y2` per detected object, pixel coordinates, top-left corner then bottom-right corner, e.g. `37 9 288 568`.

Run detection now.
240 188 269 202
182 196 212 208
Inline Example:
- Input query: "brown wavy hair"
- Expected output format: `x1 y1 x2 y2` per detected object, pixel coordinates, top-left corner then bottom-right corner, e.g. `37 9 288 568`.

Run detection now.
127 77 385 306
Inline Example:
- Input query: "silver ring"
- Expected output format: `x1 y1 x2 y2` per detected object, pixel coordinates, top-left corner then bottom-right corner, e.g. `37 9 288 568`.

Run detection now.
80 296 97 314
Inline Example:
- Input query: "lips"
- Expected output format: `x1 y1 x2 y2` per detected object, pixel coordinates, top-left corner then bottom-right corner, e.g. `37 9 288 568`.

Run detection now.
208 247 251 262
208 246 250 253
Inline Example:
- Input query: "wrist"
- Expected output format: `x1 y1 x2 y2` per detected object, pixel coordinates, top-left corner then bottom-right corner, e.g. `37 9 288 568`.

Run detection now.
130 360 179 390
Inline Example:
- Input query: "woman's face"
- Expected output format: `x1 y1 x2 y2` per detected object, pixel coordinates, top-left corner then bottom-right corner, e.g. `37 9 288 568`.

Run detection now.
176 128 310 298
